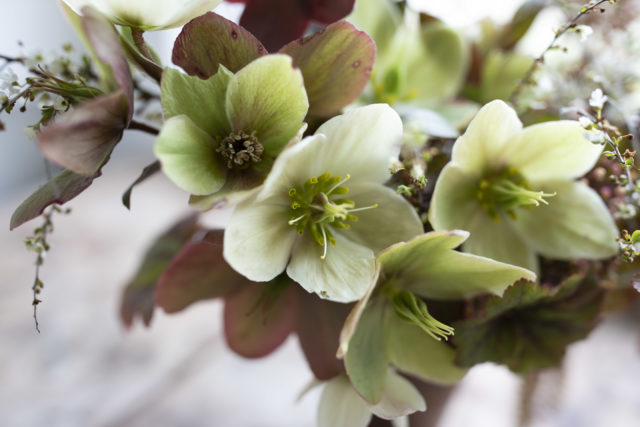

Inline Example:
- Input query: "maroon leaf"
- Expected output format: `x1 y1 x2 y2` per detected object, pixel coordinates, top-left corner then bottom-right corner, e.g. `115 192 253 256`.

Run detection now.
37 90 128 176
240 0 310 52
122 161 161 209
295 287 350 380
172 12 266 78
10 169 100 230
224 276 297 358
120 214 201 328
309 0 355 24
155 230 248 313
280 20 375 117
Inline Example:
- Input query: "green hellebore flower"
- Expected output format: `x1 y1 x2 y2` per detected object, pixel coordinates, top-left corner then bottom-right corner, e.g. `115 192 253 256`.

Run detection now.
61 0 222 30
223 104 423 303
154 54 309 204
338 230 535 405
429 100 619 273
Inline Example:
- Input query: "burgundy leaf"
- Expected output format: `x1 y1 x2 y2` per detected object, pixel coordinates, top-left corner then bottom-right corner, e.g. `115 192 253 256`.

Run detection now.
240 0 310 52
309 0 355 24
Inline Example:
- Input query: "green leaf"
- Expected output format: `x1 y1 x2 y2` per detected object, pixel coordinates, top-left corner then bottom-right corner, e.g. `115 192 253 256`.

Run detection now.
172 12 266 78
453 274 604 373
279 21 375 117
120 214 200 328
497 0 546 51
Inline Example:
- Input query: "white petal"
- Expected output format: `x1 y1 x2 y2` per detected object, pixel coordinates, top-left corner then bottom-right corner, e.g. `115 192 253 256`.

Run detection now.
500 121 603 181
223 195 296 282
451 100 522 176
428 163 480 231
318 375 372 427
369 370 426 420
287 233 377 303
510 180 619 260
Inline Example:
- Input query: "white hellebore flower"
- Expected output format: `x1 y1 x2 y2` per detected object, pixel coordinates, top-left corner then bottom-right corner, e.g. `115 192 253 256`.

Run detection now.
224 104 424 303
62 0 221 30
429 100 618 273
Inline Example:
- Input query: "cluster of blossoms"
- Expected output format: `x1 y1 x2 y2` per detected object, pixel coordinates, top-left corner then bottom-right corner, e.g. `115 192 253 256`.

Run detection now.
4 0 637 425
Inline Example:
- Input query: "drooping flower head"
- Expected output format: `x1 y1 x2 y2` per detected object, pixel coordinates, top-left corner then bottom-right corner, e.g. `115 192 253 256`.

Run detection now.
61 0 222 30
224 104 424 302
429 100 618 272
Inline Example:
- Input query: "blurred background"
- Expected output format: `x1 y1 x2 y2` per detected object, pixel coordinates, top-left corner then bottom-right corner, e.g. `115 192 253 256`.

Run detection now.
1 1 640 426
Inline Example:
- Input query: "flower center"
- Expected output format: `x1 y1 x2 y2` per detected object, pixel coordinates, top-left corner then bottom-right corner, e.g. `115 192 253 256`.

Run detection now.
216 130 264 169
476 167 555 221
287 172 377 260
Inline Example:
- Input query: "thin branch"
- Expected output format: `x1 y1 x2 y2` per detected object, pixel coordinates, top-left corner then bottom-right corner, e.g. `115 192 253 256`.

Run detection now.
509 0 613 104
128 120 159 135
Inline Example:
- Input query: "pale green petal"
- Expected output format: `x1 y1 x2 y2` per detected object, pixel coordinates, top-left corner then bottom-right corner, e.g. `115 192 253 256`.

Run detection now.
344 299 390 403
369 370 426 420
312 104 403 184
347 182 423 253
287 233 376 303
463 212 539 273
154 115 226 195
387 313 467 384
501 121 603 181
379 231 535 299
223 195 296 282
225 54 308 157
318 375 372 427
510 180 618 260
161 66 233 138
451 100 522 176
428 163 480 231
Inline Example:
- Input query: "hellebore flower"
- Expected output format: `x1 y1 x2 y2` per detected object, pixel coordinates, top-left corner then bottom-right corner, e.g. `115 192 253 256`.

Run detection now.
338 230 535 405
61 0 222 30
226 0 355 51
224 104 424 303
154 54 309 205
429 100 618 272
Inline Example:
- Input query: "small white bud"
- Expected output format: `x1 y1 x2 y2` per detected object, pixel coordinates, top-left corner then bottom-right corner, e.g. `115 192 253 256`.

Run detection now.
589 88 608 109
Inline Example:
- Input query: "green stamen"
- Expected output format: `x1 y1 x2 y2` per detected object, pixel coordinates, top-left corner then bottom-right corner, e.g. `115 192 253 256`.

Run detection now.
391 290 454 341
287 172 377 260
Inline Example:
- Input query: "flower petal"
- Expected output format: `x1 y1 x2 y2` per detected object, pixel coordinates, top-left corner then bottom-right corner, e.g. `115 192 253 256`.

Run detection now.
347 182 423 253
344 298 390 403
510 180 618 260
318 375 372 427
451 100 522 176
279 21 375 117
161 66 233 138
379 231 535 300
369 370 426 420
223 195 296 282
238 0 309 52
153 115 226 195
386 313 467 384
225 54 308 157
428 163 480 232
172 12 266 78
501 121 603 181
287 232 376 303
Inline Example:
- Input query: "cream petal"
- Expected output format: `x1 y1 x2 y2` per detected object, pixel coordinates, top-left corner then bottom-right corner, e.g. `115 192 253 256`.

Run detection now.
428 163 481 232
369 370 426 420
451 100 522 176
223 195 296 282
510 180 619 260
501 121 603 181
317 375 372 427
287 233 377 303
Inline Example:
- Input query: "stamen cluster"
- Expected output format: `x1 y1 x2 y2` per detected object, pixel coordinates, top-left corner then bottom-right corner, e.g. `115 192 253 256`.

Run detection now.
217 130 264 169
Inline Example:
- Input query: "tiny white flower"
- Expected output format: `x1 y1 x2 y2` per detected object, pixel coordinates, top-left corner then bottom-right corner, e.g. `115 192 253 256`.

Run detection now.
0 68 20 96
224 105 423 303
578 116 593 129
410 162 425 180
574 25 593 42
24 126 37 140
429 100 618 273
62 0 222 30
583 129 606 145
53 96 69 112
589 88 608 110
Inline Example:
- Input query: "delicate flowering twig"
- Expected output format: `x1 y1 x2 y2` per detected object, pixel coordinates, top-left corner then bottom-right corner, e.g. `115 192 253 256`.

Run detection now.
509 0 615 104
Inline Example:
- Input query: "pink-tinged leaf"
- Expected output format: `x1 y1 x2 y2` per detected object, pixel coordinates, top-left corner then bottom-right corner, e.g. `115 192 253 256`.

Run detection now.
240 0 310 52
155 231 249 313
309 0 355 24
81 6 133 117
295 287 350 380
38 90 128 176
172 12 266 78
120 214 201 328
224 276 296 358
280 21 375 117
9 169 100 230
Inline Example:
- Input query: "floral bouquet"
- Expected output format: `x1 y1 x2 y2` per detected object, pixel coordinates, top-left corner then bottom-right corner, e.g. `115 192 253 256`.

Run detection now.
3 0 639 425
